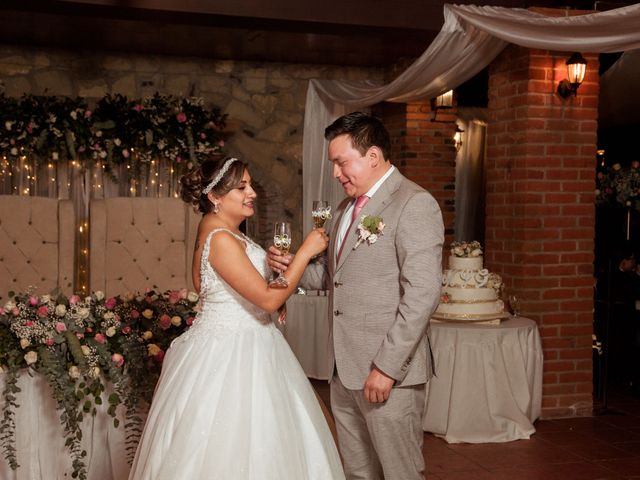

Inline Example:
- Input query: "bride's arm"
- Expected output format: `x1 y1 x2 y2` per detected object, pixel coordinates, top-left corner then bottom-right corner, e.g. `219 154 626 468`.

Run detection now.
210 230 325 313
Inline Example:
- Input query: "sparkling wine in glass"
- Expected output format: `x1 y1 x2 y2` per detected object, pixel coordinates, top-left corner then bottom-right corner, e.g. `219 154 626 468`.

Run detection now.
269 221 292 288
312 200 332 229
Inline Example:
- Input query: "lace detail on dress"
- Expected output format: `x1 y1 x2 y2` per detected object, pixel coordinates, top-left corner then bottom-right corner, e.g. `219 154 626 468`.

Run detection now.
174 228 272 346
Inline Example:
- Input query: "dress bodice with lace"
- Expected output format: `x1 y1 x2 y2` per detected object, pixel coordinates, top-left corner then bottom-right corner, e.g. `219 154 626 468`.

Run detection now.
176 228 273 345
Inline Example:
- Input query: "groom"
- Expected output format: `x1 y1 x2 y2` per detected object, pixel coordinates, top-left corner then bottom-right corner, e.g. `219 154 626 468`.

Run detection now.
269 112 443 479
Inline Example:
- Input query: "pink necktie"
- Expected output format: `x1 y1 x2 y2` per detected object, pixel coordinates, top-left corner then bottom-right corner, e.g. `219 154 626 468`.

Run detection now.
337 195 369 262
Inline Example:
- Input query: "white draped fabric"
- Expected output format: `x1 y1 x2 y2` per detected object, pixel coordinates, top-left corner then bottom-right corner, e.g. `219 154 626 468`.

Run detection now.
0 372 130 480
302 3 640 232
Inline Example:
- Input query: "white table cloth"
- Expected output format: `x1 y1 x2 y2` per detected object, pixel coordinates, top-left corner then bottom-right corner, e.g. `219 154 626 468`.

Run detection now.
423 317 543 443
277 293 331 380
0 372 130 480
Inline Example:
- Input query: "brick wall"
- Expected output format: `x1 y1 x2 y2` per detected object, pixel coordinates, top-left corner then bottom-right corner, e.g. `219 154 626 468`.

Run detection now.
376 101 457 246
486 45 598 418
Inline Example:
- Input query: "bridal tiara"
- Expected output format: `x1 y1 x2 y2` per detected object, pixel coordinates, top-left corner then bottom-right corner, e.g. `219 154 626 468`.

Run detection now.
202 157 238 195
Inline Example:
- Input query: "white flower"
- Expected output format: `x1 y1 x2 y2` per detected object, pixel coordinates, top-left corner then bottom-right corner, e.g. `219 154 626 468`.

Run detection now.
453 246 464 257
20 338 30 349
48 114 57 123
52 152 59 161
114 138 121 146
142 330 153 340
187 291 199 303
106 326 117 337
95 130 103 137
81 345 91 356
88 366 101 379
147 344 161 356
55 304 67 317
4 301 16 311
40 294 51 304
103 311 114 320
70 111 77 120
612 163 622 171
10 147 18 156
5 121 13 131
171 316 182 327
94 290 105 301
368 233 378 243
77 307 90 319
68 365 81 379
471 248 482 257
24 351 38 365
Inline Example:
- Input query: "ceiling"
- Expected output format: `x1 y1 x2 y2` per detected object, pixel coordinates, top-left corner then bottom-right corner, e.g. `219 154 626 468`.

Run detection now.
0 0 622 67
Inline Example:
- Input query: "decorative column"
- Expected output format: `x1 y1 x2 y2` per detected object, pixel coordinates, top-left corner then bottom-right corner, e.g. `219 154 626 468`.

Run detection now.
486 44 599 418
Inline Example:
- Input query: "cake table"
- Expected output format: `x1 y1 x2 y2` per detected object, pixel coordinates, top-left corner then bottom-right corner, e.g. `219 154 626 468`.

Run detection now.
423 316 543 443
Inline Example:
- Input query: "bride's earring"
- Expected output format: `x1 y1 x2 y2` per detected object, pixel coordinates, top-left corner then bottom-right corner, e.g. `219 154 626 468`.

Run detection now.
213 202 220 214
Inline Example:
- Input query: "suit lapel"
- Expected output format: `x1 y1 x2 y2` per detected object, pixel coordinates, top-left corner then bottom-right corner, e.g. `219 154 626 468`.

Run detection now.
335 168 403 272
329 199 349 272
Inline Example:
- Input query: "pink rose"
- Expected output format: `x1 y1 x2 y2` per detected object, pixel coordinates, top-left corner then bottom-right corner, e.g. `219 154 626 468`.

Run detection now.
76 332 84 339
186 317 194 326
94 333 106 344
218 140 224 147
168 290 183 304
122 149 130 158
0 307 4 315
45 338 54 346
26 126 33 134
111 353 125 368
25 320 33 327
176 156 182 163
105 297 117 310
11 307 19 316
200 132 206 139
176 112 187 123
130 309 140 319
85 327 93 333
37 306 49 318
159 314 172 330
121 325 131 335
84 110 92 118
55 322 67 333
133 104 143 112
29 296 39 306
632 161 640 169
69 295 80 305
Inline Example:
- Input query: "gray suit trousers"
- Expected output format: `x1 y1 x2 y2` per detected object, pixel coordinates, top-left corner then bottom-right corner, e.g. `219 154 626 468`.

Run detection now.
330 374 426 480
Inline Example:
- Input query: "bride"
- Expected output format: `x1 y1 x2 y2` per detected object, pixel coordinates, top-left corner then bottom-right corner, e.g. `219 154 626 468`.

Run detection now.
128 157 345 479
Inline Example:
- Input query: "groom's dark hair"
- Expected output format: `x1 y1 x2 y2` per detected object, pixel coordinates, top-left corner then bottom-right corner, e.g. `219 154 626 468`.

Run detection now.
325 112 391 161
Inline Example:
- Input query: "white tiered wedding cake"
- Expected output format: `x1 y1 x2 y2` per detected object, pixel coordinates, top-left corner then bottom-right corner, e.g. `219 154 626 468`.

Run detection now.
432 241 508 324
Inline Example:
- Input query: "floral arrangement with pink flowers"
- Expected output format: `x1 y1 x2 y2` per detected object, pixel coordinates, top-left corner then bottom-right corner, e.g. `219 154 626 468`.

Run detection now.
596 161 640 211
0 93 227 182
0 288 198 479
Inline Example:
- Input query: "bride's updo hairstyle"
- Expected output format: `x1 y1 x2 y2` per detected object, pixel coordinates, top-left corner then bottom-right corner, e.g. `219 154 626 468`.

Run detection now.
180 156 248 214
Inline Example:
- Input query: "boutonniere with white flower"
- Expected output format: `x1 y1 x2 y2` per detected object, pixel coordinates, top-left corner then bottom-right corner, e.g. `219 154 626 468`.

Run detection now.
353 215 385 250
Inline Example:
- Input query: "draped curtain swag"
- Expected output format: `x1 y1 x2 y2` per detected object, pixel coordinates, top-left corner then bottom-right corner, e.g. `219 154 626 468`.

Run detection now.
302 3 640 235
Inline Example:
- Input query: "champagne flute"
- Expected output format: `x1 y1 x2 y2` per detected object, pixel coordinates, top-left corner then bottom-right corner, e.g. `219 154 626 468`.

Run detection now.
269 221 292 288
312 200 332 229
508 295 520 318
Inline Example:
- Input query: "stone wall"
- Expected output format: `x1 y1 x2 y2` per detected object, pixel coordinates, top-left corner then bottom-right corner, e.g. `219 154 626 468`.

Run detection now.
0 45 383 247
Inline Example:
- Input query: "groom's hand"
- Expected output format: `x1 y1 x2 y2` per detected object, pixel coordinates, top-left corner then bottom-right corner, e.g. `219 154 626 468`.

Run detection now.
364 367 395 403
267 246 293 272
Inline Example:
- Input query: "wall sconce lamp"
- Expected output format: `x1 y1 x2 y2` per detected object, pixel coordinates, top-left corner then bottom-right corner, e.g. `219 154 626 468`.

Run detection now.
557 52 587 99
431 89 454 122
453 126 464 152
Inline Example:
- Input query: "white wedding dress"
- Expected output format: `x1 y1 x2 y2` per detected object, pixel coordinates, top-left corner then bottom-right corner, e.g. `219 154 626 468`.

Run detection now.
129 228 345 479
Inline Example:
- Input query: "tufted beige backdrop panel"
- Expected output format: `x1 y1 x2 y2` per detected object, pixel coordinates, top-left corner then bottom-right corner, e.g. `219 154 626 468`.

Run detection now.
89 198 200 297
0 196 75 300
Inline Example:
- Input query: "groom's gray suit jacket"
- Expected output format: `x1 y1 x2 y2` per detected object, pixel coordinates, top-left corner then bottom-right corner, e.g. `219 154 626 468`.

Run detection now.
303 168 444 390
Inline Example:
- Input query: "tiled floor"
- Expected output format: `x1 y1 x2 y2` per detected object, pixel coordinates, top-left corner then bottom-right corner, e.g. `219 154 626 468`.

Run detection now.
311 380 640 479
